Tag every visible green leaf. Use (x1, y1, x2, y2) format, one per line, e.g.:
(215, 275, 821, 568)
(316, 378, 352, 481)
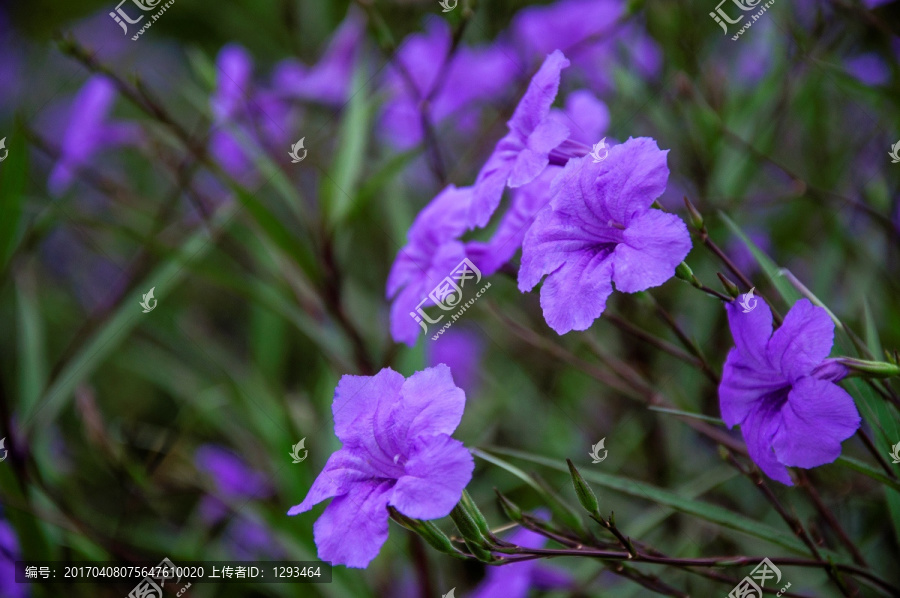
(0, 127, 28, 271)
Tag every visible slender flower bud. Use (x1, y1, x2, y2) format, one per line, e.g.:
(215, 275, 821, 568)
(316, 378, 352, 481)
(388, 506, 464, 557)
(834, 357, 900, 379)
(716, 272, 741, 298)
(674, 262, 701, 288)
(450, 502, 495, 562)
(495, 490, 524, 522)
(460, 490, 493, 540)
(683, 196, 704, 230)
(566, 459, 600, 516)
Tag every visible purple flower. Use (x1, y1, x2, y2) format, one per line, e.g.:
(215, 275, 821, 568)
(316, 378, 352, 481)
(387, 185, 473, 346)
(195, 444, 272, 522)
(48, 75, 141, 196)
(288, 365, 474, 568)
(471, 512, 572, 598)
(468, 50, 572, 228)
(844, 54, 890, 86)
(379, 19, 518, 150)
(426, 328, 483, 394)
(518, 137, 692, 334)
(549, 90, 609, 146)
(273, 8, 365, 106)
(0, 518, 26, 598)
(719, 298, 860, 485)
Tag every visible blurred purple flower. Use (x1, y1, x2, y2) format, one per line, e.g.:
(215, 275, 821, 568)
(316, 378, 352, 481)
(519, 138, 691, 334)
(225, 518, 284, 560)
(727, 228, 771, 277)
(0, 518, 26, 598)
(511, 0, 659, 93)
(719, 298, 860, 485)
(844, 53, 890, 86)
(195, 444, 272, 519)
(210, 45, 293, 182)
(863, 0, 893, 8)
(273, 8, 365, 106)
(387, 185, 473, 346)
(471, 512, 572, 598)
(288, 365, 473, 568)
(469, 50, 572, 228)
(379, 19, 518, 150)
(549, 90, 609, 146)
(48, 76, 141, 196)
(426, 328, 483, 394)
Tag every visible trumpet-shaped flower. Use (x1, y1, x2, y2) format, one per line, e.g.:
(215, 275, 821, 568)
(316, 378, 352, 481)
(288, 365, 473, 568)
(719, 298, 860, 485)
(468, 50, 571, 228)
(518, 137, 691, 334)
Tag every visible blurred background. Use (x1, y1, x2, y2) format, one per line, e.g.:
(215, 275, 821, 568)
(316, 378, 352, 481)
(1, 0, 899, 596)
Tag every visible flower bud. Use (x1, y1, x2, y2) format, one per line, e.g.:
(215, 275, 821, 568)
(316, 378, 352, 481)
(566, 459, 600, 516)
(683, 196, 704, 230)
(716, 272, 741, 298)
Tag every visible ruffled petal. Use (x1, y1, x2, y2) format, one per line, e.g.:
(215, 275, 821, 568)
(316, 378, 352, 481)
(611, 209, 691, 293)
(389, 434, 473, 520)
(771, 377, 860, 469)
(725, 298, 774, 370)
(312, 479, 394, 568)
(397, 364, 467, 439)
(767, 299, 835, 381)
(287, 448, 377, 515)
(590, 137, 669, 226)
(332, 369, 405, 446)
(719, 348, 787, 428)
(538, 252, 614, 334)
(739, 401, 793, 485)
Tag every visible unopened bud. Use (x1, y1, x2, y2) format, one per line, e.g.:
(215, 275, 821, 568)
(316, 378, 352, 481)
(566, 459, 600, 516)
(716, 272, 740, 298)
(683, 196, 704, 230)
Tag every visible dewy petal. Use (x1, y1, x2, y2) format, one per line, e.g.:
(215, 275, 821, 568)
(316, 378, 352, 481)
(332, 369, 405, 446)
(312, 479, 394, 568)
(771, 377, 860, 469)
(767, 299, 836, 381)
(396, 364, 467, 440)
(539, 252, 614, 334)
(287, 448, 377, 515)
(611, 209, 691, 293)
(389, 434, 473, 520)
(740, 402, 793, 485)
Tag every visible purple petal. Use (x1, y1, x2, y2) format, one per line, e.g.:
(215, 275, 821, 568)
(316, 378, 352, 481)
(725, 298, 774, 370)
(766, 299, 835, 381)
(718, 348, 787, 428)
(508, 117, 570, 187)
(396, 364, 467, 440)
(288, 448, 379, 515)
(332, 368, 405, 446)
(611, 209, 691, 293)
(740, 401, 794, 485)
(313, 480, 394, 568)
(389, 434, 473, 520)
(588, 137, 670, 226)
(507, 50, 571, 138)
(770, 377, 860, 469)
(539, 251, 615, 334)
(551, 90, 609, 145)
(211, 44, 254, 121)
